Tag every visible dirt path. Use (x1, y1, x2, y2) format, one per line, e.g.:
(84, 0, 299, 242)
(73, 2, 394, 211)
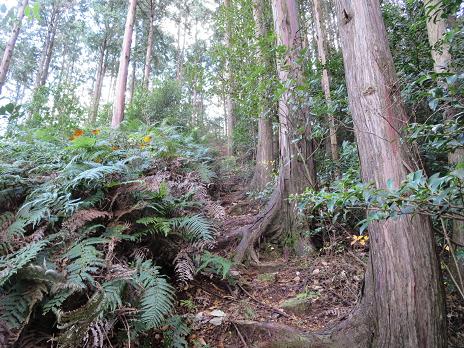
(174, 172, 366, 347)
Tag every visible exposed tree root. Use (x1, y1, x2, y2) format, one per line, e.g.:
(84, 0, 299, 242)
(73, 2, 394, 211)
(232, 304, 372, 348)
(234, 186, 283, 263)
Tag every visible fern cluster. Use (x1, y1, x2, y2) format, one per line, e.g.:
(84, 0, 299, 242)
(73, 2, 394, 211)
(0, 124, 218, 347)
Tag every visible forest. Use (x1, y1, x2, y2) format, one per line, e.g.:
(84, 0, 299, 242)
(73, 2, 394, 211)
(0, 0, 463, 347)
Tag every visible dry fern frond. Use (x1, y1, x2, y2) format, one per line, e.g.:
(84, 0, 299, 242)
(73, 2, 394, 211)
(62, 209, 112, 233)
(143, 172, 170, 192)
(204, 201, 226, 222)
(174, 251, 195, 283)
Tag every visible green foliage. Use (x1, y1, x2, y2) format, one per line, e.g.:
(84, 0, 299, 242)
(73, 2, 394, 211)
(294, 169, 464, 235)
(0, 123, 216, 346)
(126, 80, 187, 126)
(197, 252, 233, 280)
(134, 259, 175, 330)
(163, 315, 191, 348)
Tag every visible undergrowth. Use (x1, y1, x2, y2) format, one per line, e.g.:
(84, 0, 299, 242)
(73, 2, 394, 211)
(0, 123, 224, 347)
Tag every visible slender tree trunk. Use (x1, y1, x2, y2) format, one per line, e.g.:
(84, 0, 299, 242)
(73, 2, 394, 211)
(336, 1, 447, 346)
(39, 22, 57, 87)
(224, 0, 235, 156)
(90, 38, 108, 124)
(0, 0, 29, 95)
(313, 0, 339, 174)
(425, 0, 451, 73)
(250, 0, 274, 191)
(129, 57, 136, 103)
(176, 17, 187, 82)
(143, 1, 155, 89)
(112, 0, 137, 128)
(235, 0, 316, 263)
(425, 0, 464, 283)
(35, 7, 59, 88)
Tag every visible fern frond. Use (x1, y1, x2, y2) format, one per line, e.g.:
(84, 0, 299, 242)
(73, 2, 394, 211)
(56, 291, 104, 348)
(0, 240, 48, 286)
(162, 315, 190, 348)
(197, 252, 232, 280)
(0, 282, 48, 343)
(174, 251, 195, 283)
(0, 212, 15, 239)
(65, 239, 106, 288)
(42, 288, 76, 315)
(102, 279, 126, 312)
(70, 162, 127, 188)
(137, 216, 172, 237)
(62, 209, 112, 234)
(171, 215, 215, 242)
(133, 259, 174, 330)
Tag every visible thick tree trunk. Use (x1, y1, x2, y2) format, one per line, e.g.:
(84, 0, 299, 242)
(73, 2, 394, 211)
(112, 0, 137, 128)
(90, 38, 108, 124)
(0, 0, 29, 95)
(337, 1, 447, 346)
(235, 0, 316, 263)
(250, 0, 274, 191)
(425, 0, 464, 283)
(224, 0, 235, 157)
(313, 0, 339, 174)
(143, 2, 155, 89)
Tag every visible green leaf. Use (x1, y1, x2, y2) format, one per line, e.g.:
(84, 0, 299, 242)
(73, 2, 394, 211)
(428, 98, 438, 111)
(24, 5, 31, 18)
(32, 1, 40, 20)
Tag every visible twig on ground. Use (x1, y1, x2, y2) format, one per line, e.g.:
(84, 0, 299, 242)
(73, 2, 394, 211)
(238, 284, 291, 319)
(232, 322, 249, 348)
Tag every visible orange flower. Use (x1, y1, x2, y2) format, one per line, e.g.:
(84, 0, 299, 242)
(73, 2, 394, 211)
(72, 129, 84, 138)
(91, 129, 101, 135)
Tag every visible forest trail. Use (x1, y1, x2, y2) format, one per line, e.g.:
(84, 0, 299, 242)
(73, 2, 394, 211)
(176, 168, 366, 348)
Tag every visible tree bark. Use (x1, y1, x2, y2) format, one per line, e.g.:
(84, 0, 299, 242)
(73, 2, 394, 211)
(143, 0, 155, 89)
(90, 37, 108, 124)
(112, 0, 137, 128)
(235, 0, 317, 263)
(425, 0, 464, 283)
(425, 0, 451, 73)
(224, 0, 235, 157)
(0, 0, 29, 95)
(35, 6, 60, 89)
(313, 0, 339, 174)
(336, 1, 447, 346)
(250, 0, 274, 191)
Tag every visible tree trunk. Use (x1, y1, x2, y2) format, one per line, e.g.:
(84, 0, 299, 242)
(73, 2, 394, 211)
(425, 0, 464, 284)
(0, 0, 29, 95)
(224, 0, 235, 157)
(336, 1, 447, 346)
(425, 0, 451, 73)
(250, 0, 274, 191)
(175, 16, 187, 82)
(129, 56, 136, 103)
(313, 0, 339, 174)
(35, 6, 60, 88)
(112, 0, 137, 128)
(235, 0, 316, 263)
(143, 1, 155, 89)
(90, 38, 108, 124)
